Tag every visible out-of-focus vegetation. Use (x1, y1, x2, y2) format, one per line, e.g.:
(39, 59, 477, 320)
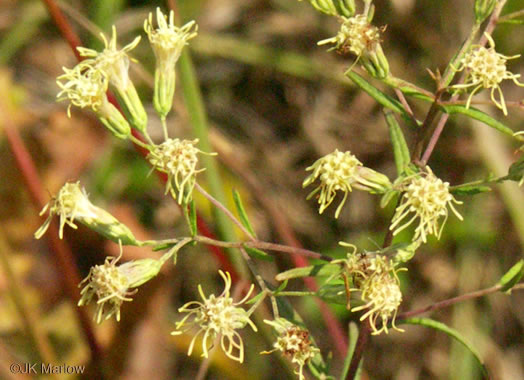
(0, 0, 523, 379)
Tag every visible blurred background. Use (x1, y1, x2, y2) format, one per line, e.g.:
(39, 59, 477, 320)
(0, 0, 523, 379)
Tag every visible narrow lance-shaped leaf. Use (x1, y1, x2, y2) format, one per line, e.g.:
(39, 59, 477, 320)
(384, 109, 410, 175)
(399, 318, 488, 377)
(506, 154, 524, 184)
(440, 104, 515, 137)
(498, 260, 524, 293)
(450, 183, 492, 196)
(232, 189, 257, 238)
(345, 70, 417, 125)
(188, 200, 197, 237)
(243, 246, 274, 262)
(275, 263, 342, 281)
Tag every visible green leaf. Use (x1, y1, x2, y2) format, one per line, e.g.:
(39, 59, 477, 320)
(340, 322, 362, 380)
(317, 283, 347, 304)
(506, 154, 524, 183)
(243, 246, 274, 262)
(450, 184, 492, 195)
(441, 105, 515, 137)
(232, 189, 257, 237)
(188, 200, 197, 237)
(345, 71, 411, 122)
(274, 279, 288, 293)
(498, 260, 524, 292)
(399, 318, 488, 377)
(275, 264, 342, 281)
(384, 109, 411, 175)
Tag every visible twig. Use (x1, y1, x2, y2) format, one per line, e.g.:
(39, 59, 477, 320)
(397, 284, 507, 320)
(195, 183, 255, 240)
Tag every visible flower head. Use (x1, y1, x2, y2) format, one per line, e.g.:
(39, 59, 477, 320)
(319, 14, 379, 56)
(303, 150, 391, 218)
(453, 33, 524, 115)
(303, 150, 362, 218)
(57, 64, 108, 116)
(318, 14, 389, 78)
(147, 138, 211, 204)
(34, 182, 138, 245)
(78, 249, 162, 323)
(390, 167, 463, 243)
(144, 9, 197, 118)
(144, 9, 197, 71)
(77, 27, 147, 132)
(77, 26, 141, 92)
(352, 270, 403, 335)
(171, 270, 257, 362)
(56, 64, 131, 139)
(263, 319, 320, 380)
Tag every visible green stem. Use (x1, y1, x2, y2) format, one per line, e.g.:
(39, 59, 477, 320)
(177, 38, 249, 277)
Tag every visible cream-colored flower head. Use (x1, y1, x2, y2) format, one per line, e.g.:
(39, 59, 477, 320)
(34, 182, 138, 244)
(35, 182, 99, 240)
(144, 8, 197, 71)
(263, 319, 320, 380)
(78, 249, 162, 323)
(352, 270, 403, 335)
(147, 138, 211, 204)
(57, 64, 108, 116)
(144, 8, 197, 118)
(390, 167, 463, 243)
(171, 270, 257, 362)
(317, 13, 389, 78)
(318, 14, 380, 56)
(77, 26, 141, 92)
(303, 150, 362, 218)
(453, 33, 524, 115)
(56, 64, 131, 139)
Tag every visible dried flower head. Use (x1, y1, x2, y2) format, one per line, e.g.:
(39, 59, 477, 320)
(78, 248, 162, 323)
(303, 150, 362, 218)
(144, 9, 197, 118)
(34, 182, 138, 245)
(390, 167, 463, 243)
(352, 270, 403, 335)
(147, 138, 212, 204)
(453, 33, 524, 115)
(263, 319, 320, 380)
(172, 270, 257, 362)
